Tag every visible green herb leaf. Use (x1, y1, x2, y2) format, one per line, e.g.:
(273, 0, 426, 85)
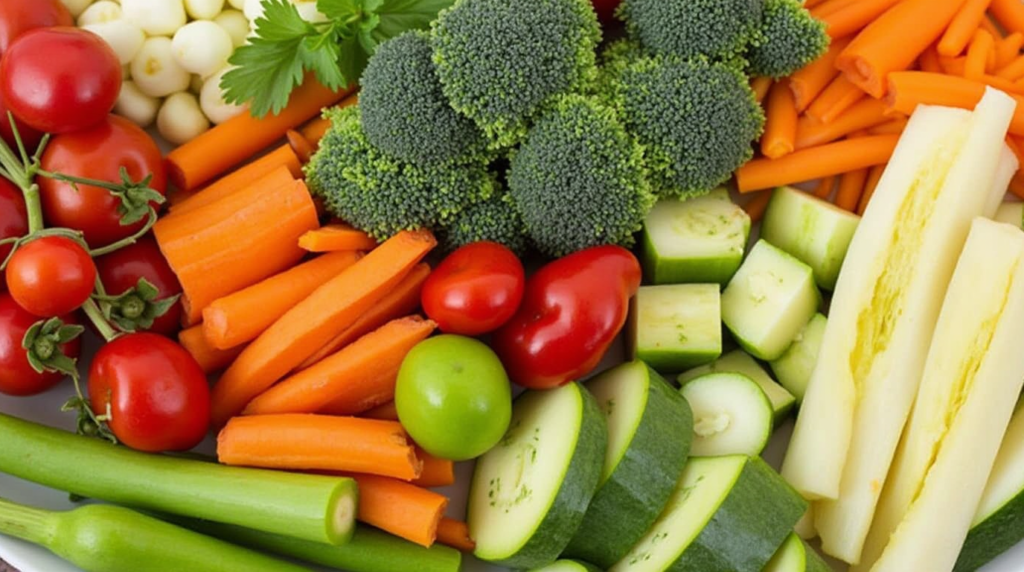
(372, 0, 455, 42)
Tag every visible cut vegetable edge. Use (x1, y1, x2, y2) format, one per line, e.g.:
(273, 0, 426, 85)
(764, 533, 831, 572)
(679, 349, 796, 424)
(681, 372, 774, 457)
(769, 313, 827, 405)
(631, 284, 722, 372)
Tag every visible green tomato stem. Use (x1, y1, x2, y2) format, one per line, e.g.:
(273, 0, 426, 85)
(0, 497, 57, 547)
(22, 183, 45, 234)
(82, 299, 119, 343)
(88, 209, 158, 258)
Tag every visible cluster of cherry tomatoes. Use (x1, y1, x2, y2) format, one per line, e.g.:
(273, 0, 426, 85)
(0, 0, 209, 453)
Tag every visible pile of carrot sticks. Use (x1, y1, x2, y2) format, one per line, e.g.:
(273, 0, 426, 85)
(738, 0, 1024, 221)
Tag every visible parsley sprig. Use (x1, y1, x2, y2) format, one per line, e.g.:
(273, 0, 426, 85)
(222, 0, 454, 118)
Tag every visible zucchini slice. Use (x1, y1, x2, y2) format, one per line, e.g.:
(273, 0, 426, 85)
(769, 313, 827, 404)
(680, 373, 774, 456)
(564, 361, 693, 568)
(610, 455, 806, 572)
(469, 383, 607, 569)
(529, 560, 602, 572)
(630, 284, 722, 372)
(679, 350, 795, 424)
(764, 534, 831, 572)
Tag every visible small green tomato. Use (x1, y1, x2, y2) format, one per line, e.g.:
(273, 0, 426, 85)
(395, 335, 512, 461)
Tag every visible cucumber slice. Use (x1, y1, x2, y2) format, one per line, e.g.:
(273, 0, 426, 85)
(994, 202, 1023, 228)
(680, 373, 773, 457)
(469, 383, 607, 569)
(678, 350, 795, 424)
(721, 240, 820, 361)
(610, 455, 807, 572)
(955, 401, 1024, 572)
(565, 361, 694, 568)
(764, 534, 831, 572)
(761, 186, 860, 291)
(630, 284, 722, 372)
(529, 560, 602, 572)
(769, 313, 827, 403)
(641, 188, 751, 285)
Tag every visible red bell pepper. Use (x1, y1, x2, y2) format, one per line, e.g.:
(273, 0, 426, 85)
(491, 245, 641, 390)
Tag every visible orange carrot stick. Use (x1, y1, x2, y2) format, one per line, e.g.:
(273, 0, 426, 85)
(210, 230, 437, 426)
(202, 251, 363, 350)
(997, 32, 1024, 67)
(762, 81, 798, 159)
(789, 37, 853, 112)
(982, 73, 1024, 94)
(362, 401, 399, 421)
(436, 518, 475, 552)
(243, 316, 437, 416)
(286, 129, 315, 164)
(299, 224, 378, 253)
(998, 54, 1024, 80)
(736, 135, 901, 193)
(751, 77, 773, 104)
(816, 0, 902, 39)
(858, 164, 887, 214)
(297, 263, 430, 371)
(836, 0, 969, 98)
(169, 145, 302, 216)
(981, 14, 1004, 37)
(742, 191, 773, 223)
(966, 29, 997, 79)
(992, 0, 1024, 34)
(939, 0, 994, 56)
(350, 474, 446, 547)
(153, 172, 318, 325)
(805, 0, 829, 8)
(814, 176, 837, 199)
(167, 78, 352, 191)
(885, 71, 1024, 135)
(836, 168, 869, 211)
(806, 75, 867, 123)
(301, 93, 359, 147)
(796, 97, 890, 148)
(217, 414, 423, 480)
(412, 449, 456, 488)
(809, 0, 859, 18)
(1010, 171, 1024, 199)
(179, 325, 245, 375)
(919, 45, 944, 73)
(867, 116, 909, 135)
(940, 55, 969, 75)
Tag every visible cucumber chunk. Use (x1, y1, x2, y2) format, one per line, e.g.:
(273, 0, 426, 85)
(994, 202, 1023, 228)
(641, 188, 751, 285)
(610, 455, 807, 572)
(630, 284, 722, 372)
(529, 560, 602, 572)
(764, 534, 831, 572)
(721, 240, 820, 361)
(565, 361, 693, 568)
(678, 350, 795, 424)
(769, 313, 827, 403)
(680, 373, 773, 456)
(761, 186, 860, 291)
(469, 383, 607, 569)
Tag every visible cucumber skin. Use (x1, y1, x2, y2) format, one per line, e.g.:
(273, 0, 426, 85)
(954, 492, 1024, 572)
(803, 543, 832, 572)
(642, 230, 742, 286)
(668, 457, 807, 572)
(486, 383, 609, 569)
(564, 364, 694, 568)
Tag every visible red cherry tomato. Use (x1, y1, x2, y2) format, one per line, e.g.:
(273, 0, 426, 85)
(0, 293, 80, 396)
(0, 179, 27, 292)
(0, 0, 72, 55)
(39, 115, 166, 248)
(0, 88, 42, 152)
(0, 27, 120, 134)
(89, 333, 210, 452)
(95, 237, 182, 336)
(421, 241, 525, 336)
(6, 236, 96, 317)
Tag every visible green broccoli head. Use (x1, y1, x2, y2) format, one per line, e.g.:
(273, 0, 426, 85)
(508, 94, 655, 257)
(593, 39, 647, 99)
(359, 31, 487, 166)
(747, 0, 829, 78)
(305, 106, 495, 241)
(609, 55, 765, 199)
(430, 0, 602, 148)
(438, 188, 530, 255)
(616, 0, 763, 61)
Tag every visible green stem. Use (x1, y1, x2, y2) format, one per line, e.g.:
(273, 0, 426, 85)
(35, 169, 130, 195)
(82, 299, 119, 343)
(88, 209, 158, 257)
(22, 183, 44, 233)
(0, 497, 57, 547)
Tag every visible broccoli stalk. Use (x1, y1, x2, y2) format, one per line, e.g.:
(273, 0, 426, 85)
(747, 0, 830, 79)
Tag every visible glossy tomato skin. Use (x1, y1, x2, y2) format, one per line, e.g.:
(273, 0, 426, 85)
(39, 115, 166, 248)
(0, 88, 42, 152)
(0, 293, 80, 396)
(0, 0, 72, 55)
(95, 237, 182, 336)
(492, 245, 641, 389)
(0, 27, 120, 134)
(0, 178, 27, 292)
(89, 333, 210, 452)
(6, 236, 96, 317)
(421, 241, 525, 336)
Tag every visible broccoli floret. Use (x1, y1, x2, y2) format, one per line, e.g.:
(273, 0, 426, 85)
(616, 0, 763, 62)
(430, 0, 602, 148)
(305, 106, 495, 241)
(747, 0, 829, 78)
(438, 189, 530, 255)
(359, 31, 487, 165)
(608, 55, 764, 199)
(508, 94, 655, 257)
(593, 39, 647, 99)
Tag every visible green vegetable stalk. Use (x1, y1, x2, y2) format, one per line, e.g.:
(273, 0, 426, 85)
(0, 498, 311, 572)
(0, 413, 357, 546)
